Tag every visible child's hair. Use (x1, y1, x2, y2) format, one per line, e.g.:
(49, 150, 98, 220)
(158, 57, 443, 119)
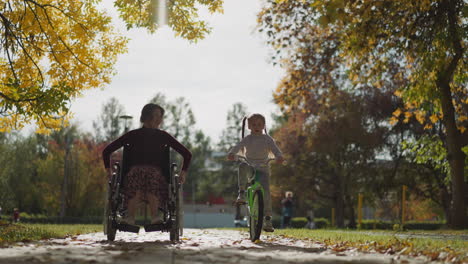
(241, 113, 267, 138)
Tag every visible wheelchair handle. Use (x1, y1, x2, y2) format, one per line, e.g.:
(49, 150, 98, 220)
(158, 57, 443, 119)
(171, 163, 178, 172)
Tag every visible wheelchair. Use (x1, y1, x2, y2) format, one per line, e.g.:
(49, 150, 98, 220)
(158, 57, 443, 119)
(104, 144, 183, 242)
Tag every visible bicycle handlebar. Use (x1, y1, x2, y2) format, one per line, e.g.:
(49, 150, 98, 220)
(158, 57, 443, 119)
(234, 155, 276, 166)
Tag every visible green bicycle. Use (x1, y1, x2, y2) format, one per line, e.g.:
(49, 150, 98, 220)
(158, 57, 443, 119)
(236, 156, 275, 242)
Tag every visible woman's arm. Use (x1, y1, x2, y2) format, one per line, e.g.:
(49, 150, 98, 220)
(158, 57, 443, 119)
(102, 132, 129, 169)
(164, 132, 192, 171)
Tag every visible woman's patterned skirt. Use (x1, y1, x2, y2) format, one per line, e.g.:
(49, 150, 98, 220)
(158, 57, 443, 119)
(124, 165, 168, 205)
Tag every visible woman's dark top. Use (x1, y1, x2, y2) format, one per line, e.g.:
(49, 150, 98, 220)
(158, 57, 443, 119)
(102, 127, 192, 171)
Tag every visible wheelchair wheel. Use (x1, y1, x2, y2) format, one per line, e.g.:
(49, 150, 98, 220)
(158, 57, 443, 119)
(249, 190, 264, 242)
(105, 170, 118, 242)
(170, 179, 181, 242)
(178, 186, 184, 237)
(105, 194, 117, 241)
(106, 214, 116, 241)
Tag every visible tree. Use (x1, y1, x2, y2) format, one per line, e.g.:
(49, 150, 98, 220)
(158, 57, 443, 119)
(271, 87, 399, 227)
(189, 103, 248, 204)
(0, 133, 18, 211)
(0, 0, 224, 133)
(0, 0, 128, 132)
(0, 132, 47, 214)
(37, 125, 107, 216)
(115, 0, 223, 41)
(258, 0, 467, 228)
(218, 102, 248, 151)
(149, 93, 215, 202)
(93, 97, 126, 143)
(149, 92, 195, 146)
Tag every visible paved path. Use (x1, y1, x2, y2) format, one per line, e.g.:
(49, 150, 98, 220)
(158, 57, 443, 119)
(0, 229, 439, 263)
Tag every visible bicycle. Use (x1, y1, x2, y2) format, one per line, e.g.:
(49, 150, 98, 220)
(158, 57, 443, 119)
(234, 156, 275, 242)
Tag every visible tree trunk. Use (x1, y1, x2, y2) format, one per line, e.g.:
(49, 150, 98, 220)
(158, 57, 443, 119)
(437, 73, 466, 229)
(347, 198, 357, 228)
(436, 0, 466, 229)
(60, 136, 72, 218)
(335, 174, 345, 228)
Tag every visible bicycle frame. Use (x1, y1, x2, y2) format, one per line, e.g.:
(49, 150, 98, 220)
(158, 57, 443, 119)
(246, 169, 264, 207)
(235, 156, 274, 241)
(236, 156, 274, 195)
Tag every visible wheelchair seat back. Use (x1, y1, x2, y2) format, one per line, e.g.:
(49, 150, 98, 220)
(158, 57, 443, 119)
(118, 143, 171, 188)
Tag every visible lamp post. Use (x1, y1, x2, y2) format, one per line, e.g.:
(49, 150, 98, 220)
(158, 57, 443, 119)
(119, 115, 133, 133)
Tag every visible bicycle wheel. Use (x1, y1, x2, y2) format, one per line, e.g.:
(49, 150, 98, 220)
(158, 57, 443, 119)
(249, 190, 264, 242)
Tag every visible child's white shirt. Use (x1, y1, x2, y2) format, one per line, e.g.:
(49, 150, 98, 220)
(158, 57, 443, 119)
(228, 134, 283, 167)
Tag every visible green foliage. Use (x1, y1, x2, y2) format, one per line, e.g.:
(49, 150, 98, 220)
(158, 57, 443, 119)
(149, 93, 215, 202)
(149, 93, 196, 146)
(218, 103, 248, 151)
(402, 135, 450, 175)
(203, 103, 249, 202)
(272, 217, 330, 229)
(358, 220, 445, 231)
(0, 125, 106, 218)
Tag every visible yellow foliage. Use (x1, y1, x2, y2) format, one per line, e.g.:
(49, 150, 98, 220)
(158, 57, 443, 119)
(403, 112, 412, 123)
(424, 123, 433, 130)
(0, 0, 128, 133)
(392, 108, 403, 117)
(114, 0, 223, 41)
(414, 111, 426, 124)
(429, 114, 439, 124)
(389, 116, 399, 125)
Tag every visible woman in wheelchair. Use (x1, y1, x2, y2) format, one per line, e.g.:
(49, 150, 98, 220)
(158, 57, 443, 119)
(102, 103, 192, 225)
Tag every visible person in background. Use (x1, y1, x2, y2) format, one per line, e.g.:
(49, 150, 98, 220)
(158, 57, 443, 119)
(305, 216, 315, 229)
(281, 191, 294, 228)
(12, 208, 20, 223)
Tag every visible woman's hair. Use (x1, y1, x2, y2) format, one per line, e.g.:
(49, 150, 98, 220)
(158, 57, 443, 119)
(241, 113, 267, 138)
(140, 103, 165, 123)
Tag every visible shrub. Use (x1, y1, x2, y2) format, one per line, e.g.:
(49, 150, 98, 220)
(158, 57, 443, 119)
(273, 217, 330, 229)
(359, 220, 445, 230)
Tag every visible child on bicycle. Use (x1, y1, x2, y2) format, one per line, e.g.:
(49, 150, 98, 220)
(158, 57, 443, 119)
(227, 113, 284, 232)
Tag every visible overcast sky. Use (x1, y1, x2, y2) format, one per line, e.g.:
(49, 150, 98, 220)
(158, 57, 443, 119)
(69, 0, 284, 142)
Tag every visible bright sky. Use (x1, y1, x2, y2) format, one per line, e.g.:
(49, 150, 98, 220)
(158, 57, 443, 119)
(69, 0, 284, 142)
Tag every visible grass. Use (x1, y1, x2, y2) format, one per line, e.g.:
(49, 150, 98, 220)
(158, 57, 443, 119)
(271, 229, 468, 263)
(0, 222, 101, 246)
